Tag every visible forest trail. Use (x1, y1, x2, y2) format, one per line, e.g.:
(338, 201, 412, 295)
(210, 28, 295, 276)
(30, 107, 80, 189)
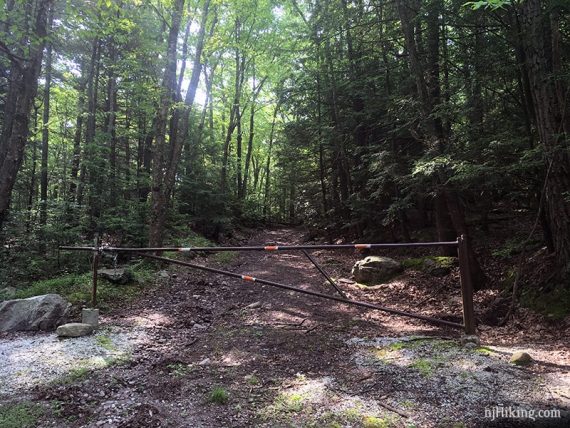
(6, 228, 569, 427)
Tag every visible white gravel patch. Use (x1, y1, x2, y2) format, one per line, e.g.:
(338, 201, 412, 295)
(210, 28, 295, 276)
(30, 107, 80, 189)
(0, 326, 149, 396)
(345, 335, 569, 426)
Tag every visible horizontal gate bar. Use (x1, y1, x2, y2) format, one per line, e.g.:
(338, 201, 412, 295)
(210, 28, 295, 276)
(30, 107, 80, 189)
(59, 240, 459, 253)
(141, 253, 464, 330)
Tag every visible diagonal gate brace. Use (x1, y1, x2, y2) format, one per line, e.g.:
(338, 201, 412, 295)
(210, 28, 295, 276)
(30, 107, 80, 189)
(302, 249, 347, 299)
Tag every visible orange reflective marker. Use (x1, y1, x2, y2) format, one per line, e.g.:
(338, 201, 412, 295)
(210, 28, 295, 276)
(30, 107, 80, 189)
(355, 244, 371, 249)
(241, 275, 256, 282)
(264, 246, 279, 251)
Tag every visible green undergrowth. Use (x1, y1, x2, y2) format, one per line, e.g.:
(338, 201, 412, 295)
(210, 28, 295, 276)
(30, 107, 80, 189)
(209, 386, 230, 404)
(95, 334, 115, 351)
(9, 263, 155, 309)
(54, 352, 132, 387)
(0, 402, 43, 428)
(167, 362, 194, 377)
(212, 251, 238, 265)
(401, 256, 457, 270)
(170, 226, 215, 248)
(168, 224, 238, 265)
(388, 337, 456, 352)
(372, 338, 466, 379)
(491, 236, 543, 259)
(519, 285, 570, 320)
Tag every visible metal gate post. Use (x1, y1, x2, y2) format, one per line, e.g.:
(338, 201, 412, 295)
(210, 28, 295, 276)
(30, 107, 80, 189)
(91, 233, 100, 308)
(458, 234, 476, 336)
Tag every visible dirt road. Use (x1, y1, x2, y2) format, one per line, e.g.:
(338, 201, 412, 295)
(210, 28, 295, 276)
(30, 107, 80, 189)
(4, 228, 569, 427)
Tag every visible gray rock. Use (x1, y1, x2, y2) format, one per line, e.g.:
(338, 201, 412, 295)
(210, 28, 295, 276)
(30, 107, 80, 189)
(158, 270, 169, 279)
(422, 258, 451, 277)
(82, 308, 99, 328)
(461, 334, 480, 346)
(56, 322, 94, 337)
(352, 256, 403, 284)
(510, 351, 533, 366)
(0, 294, 70, 332)
(98, 268, 134, 284)
(246, 301, 261, 309)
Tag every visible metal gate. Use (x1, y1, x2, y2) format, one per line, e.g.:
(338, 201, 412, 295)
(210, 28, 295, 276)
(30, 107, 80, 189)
(60, 235, 476, 335)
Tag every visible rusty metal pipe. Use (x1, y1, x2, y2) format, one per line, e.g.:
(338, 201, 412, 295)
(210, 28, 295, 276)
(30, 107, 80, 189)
(302, 250, 347, 299)
(59, 241, 459, 253)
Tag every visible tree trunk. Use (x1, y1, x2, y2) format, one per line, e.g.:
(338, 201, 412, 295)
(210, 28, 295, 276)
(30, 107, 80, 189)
(105, 44, 118, 206)
(27, 106, 41, 231)
(520, 0, 570, 275)
(241, 75, 267, 200)
(397, 0, 486, 288)
(39, 9, 54, 237)
(86, 37, 102, 234)
(263, 102, 280, 218)
(0, 0, 53, 231)
(148, 0, 185, 248)
(69, 78, 86, 203)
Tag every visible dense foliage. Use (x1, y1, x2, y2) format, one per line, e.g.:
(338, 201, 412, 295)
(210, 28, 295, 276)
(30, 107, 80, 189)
(0, 0, 568, 289)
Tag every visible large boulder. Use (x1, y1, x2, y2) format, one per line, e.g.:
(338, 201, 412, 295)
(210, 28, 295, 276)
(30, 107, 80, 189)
(0, 294, 70, 332)
(352, 256, 403, 284)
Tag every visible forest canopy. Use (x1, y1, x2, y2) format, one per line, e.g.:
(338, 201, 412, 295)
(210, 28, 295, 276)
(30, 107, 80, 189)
(0, 0, 568, 289)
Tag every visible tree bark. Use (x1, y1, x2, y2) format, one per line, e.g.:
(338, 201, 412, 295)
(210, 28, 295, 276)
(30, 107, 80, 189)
(397, 0, 486, 288)
(39, 8, 54, 236)
(148, 0, 185, 248)
(520, 0, 570, 274)
(241, 74, 266, 200)
(0, 0, 53, 231)
(263, 102, 280, 218)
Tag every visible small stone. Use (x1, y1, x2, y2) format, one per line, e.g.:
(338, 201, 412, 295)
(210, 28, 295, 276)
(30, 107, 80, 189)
(158, 270, 169, 278)
(56, 323, 94, 337)
(198, 358, 211, 365)
(193, 323, 206, 329)
(461, 334, 480, 346)
(510, 351, 533, 366)
(246, 301, 261, 309)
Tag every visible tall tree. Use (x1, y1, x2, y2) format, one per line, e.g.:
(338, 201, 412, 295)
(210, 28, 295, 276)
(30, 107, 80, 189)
(39, 8, 55, 238)
(148, 0, 186, 248)
(0, 0, 54, 232)
(519, 0, 570, 274)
